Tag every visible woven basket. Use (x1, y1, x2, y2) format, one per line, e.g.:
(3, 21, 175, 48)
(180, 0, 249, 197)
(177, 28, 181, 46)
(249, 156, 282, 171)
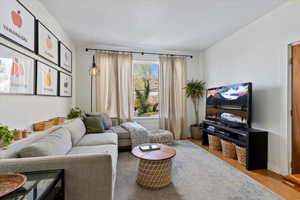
(235, 145, 246, 166)
(49, 117, 65, 125)
(32, 121, 53, 131)
(221, 139, 237, 159)
(208, 134, 222, 151)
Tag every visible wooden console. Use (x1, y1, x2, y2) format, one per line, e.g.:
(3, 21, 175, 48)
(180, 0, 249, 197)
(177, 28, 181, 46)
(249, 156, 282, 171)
(202, 120, 268, 170)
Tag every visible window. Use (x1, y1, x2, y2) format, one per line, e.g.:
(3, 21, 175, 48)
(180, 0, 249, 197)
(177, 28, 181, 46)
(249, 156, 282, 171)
(133, 61, 159, 117)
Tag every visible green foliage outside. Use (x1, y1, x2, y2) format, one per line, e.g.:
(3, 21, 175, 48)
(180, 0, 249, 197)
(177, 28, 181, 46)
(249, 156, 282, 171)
(0, 125, 16, 149)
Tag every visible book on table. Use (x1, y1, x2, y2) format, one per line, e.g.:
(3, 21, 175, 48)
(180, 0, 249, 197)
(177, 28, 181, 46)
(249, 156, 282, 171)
(139, 144, 160, 151)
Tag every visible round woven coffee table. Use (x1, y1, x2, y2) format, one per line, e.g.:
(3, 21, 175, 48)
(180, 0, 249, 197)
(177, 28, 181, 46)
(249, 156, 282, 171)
(131, 144, 176, 189)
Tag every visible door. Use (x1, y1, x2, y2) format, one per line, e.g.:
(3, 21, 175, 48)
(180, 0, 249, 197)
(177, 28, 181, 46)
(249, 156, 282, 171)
(292, 44, 300, 173)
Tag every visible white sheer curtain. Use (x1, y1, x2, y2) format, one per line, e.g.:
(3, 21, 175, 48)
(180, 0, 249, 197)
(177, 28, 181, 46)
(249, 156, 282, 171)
(159, 56, 188, 139)
(95, 52, 133, 122)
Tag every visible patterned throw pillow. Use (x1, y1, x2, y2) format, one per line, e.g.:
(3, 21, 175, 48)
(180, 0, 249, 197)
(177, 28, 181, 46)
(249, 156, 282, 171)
(83, 117, 104, 133)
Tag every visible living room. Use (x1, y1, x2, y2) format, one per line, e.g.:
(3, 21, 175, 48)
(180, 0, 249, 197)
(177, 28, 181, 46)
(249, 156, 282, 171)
(1, 0, 300, 199)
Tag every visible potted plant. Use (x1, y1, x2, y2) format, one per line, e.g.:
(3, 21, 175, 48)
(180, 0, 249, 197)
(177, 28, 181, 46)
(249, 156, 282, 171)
(67, 107, 84, 120)
(0, 125, 16, 149)
(185, 80, 206, 139)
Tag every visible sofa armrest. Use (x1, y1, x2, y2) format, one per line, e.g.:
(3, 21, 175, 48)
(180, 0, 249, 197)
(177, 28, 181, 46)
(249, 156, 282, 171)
(0, 154, 113, 200)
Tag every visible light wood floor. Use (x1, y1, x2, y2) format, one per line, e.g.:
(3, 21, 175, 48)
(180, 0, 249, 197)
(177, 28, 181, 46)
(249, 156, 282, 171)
(188, 139, 300, 200)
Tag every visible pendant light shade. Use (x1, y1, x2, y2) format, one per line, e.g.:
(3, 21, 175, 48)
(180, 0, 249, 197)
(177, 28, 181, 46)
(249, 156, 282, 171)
(89, 55, 97, 76)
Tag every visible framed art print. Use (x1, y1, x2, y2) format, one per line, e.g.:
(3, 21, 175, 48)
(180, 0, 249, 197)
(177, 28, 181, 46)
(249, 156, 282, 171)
(37, 21, 58, 64)
(59, 42, 72, 72)
(36, 61, 58, 96)
(59, 72, 72, 97)
(0, 0, 35, 51)
(0, 44, 35, 95)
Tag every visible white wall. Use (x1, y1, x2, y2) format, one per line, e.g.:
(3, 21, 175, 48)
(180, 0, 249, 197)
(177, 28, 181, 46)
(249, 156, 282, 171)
(0, 0, 76, 129)
(202, 1, 300, 175)
(75, 44, 203, 135)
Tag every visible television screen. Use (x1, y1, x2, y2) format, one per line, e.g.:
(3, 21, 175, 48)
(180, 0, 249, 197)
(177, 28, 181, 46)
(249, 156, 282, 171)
(205, 82, 252, 127)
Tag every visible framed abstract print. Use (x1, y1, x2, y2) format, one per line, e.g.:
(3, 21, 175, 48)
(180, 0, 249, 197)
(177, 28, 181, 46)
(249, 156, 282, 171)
(36, 61, 58, 96)
(59, 72, 72, 97)
(59, 42, 72, 72)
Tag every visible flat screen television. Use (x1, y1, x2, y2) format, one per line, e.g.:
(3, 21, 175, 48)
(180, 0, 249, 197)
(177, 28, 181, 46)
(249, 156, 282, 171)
(205, 82, 252, 128)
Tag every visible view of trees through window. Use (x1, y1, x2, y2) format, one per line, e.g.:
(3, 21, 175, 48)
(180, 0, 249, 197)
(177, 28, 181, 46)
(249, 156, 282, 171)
(133, 62, 159, 117)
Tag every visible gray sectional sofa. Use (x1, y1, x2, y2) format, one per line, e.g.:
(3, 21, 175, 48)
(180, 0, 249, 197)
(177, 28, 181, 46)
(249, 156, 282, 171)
(0, 118, 118, 200)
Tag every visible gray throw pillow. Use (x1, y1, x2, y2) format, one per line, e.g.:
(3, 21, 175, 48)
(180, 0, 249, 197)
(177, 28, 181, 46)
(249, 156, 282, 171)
(63, 118, 86, 145)
(19, 127, 72, 158)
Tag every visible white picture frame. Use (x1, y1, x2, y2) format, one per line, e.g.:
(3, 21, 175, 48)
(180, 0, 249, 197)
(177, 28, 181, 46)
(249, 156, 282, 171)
(36, 61, 58, 96)
(0, 44, 35, 95)
(37, 21, 58, 64)
(0, 0, 35, 51)
(59, 72, 72, 97)
(59, 42, 72, 72)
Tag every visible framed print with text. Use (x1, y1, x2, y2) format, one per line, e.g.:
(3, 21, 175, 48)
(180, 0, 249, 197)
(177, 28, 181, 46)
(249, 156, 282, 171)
(0, 44, 35, 95)
(36, 61, 57, 96)
(59, 72, 72, 97)
(0, 0, 35, 51)
(59, 42, 72, 72)
(37, 21, 58, 64)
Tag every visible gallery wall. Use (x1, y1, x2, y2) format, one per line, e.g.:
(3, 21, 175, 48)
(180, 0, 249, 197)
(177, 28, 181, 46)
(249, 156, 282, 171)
(202, 1, 300, 175)
(75, 44, 203, 136)
(0, 0, 76, 129)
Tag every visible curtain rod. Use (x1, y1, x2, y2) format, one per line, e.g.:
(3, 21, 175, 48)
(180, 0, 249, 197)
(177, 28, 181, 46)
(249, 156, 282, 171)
(85, 48, 193, 58)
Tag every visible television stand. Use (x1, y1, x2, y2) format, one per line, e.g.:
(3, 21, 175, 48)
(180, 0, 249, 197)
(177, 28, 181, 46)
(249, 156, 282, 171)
(202, 120, 268, 170)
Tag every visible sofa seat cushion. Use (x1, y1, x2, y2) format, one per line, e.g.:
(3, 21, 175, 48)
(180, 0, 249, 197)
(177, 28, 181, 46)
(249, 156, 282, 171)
(75, 132, 118, 146)
(19, 127, 72, 158)
(68, 145, 118, 179)
(63, 118, 86, 145)
(109, 125, 130, 139)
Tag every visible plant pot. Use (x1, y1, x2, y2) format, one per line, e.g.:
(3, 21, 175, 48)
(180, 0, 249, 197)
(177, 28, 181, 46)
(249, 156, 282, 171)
(190, 125, 203, 139)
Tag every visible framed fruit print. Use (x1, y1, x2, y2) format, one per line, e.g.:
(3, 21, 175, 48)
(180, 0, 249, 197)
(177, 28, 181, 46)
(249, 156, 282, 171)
(59, 72, 72, 97)
(0, 44, 35, 95)
(59, 42, 72, 72)
(36, 61, 58, 96)
(0, 0, 35, 52)
(37, 21, 59, 64)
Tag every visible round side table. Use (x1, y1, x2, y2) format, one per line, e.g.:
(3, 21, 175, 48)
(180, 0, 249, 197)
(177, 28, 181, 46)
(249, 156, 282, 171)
(131, 144, 176, 189)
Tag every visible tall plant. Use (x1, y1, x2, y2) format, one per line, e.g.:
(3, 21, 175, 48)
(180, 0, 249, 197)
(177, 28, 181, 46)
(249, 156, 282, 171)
(185, 80, 206, 125)
(135, 79, 152, 115)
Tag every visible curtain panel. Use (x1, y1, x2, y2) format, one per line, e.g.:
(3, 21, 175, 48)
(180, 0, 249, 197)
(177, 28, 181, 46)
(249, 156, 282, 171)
(95, 52, 133, 122)
(159, 56, 188, 139)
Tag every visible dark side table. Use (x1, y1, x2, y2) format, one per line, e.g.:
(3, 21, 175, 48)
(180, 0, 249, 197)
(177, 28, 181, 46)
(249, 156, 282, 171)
(0, 169, 64, 200)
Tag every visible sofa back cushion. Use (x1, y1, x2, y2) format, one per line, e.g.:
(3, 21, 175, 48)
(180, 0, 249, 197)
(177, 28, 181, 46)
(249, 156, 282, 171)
(83, 117, 104, 133)
(19, 127, 72, 158)
(63, 118, 86, 145)
(85, 113, 112, 130)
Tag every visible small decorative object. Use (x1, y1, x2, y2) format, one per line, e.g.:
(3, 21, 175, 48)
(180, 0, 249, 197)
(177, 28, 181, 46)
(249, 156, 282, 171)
(59, 42, 72, 72)
(0, 174, 27, 197)
(208, 134, 221, 151)
(67, 107, 83, 120)
(36, 61, 58, 96)
(139, 144, 161, 152)
(14, 130, 23, 140)
(32, 120, 53, 131)
(221, 139, 237, 159)
(185, 79, 205, 139)
(37, 21, 59, 64)
(48, 117, 65, 125)
(0, 44, 35, 95)
(22, 130, 28, 138)
(59, 72, 72, 97)
(235, 145, 246, 166)
(0, 125, 16, 149)
(0, 0, 35, 51)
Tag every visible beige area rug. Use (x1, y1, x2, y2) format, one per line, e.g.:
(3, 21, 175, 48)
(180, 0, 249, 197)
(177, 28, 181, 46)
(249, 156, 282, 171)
(115, 141, 283, 200)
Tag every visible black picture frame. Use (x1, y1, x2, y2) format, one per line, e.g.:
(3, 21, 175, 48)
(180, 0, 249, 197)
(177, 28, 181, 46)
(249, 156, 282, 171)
(36, 60, 58, 96)
(58, 41, 72, 73)
(58, 71, 72, 97)
(36, 20, 59, 65)
(0, 0, 36, 52)
(0, 42, 36, 95)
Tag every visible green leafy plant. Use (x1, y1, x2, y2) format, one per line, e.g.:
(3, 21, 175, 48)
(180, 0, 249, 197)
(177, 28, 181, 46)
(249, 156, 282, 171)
(135, 79, 152, 116)
(185, 80, 206, 125)
(0, 125, 16, 149)
(67, 107, 83, 119)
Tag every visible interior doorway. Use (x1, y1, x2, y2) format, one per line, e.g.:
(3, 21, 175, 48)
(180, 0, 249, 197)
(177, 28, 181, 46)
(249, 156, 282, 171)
(291, 44, 300, 174)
